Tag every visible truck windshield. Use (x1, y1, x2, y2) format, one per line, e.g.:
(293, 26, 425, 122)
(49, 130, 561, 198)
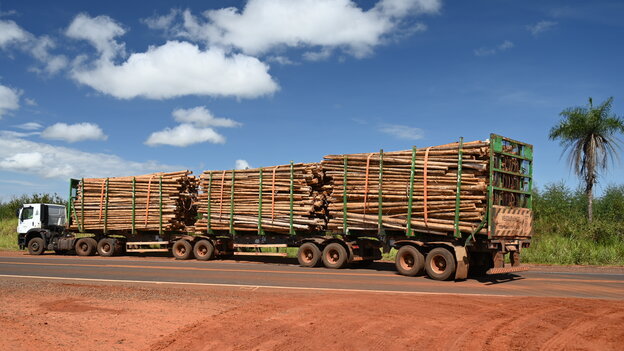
(21, 207, 34, 221)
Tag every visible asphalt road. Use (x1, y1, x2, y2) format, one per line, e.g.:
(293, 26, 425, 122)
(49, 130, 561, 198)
(0, 253, 623, 299)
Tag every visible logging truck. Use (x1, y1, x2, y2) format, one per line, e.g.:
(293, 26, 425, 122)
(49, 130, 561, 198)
(16, 134, 533, 280)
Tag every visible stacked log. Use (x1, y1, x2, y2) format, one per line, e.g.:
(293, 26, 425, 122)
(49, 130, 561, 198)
(70, 171, 197, 233)
(195, 163, 326, 234)
(321, 140, 490, 235)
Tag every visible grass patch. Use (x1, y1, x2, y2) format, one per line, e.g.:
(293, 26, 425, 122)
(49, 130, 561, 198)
(522, 235, 624, 265)
(0, 218, 19, 251)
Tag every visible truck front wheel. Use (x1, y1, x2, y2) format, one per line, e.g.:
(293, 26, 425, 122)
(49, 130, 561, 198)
(27, 237, 45, 255)
(425, 247, 456, 281)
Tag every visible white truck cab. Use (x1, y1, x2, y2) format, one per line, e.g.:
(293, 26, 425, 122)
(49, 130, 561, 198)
(17, 203, 67, 254)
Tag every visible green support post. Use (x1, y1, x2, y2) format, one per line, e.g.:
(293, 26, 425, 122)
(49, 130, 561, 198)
(80, 178, 84, 232)
(207, 172, 213, 234)
(406, 146, 416, 236)
(289, 161, 295, 235)
(378, 150, 384, 234)
(230, 170, 236, 235)
(104, 178, 109, 234)
(343, 155, 348, 234)
(159, 175, 163, 235)
(258, 168, 265, 235)
(131, 177, 136, 235)
(454, 137, 464, 238)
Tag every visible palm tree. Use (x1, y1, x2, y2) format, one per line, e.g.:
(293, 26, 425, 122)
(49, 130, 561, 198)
(549, 97, 624, 222)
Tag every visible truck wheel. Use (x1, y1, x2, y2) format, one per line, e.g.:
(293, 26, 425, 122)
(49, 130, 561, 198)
(322, 243, 348, 269)
(297, 242, 322, 267)
(172, 240, 193, 260)
(75, 238, 96, 256)
(425, 247, 456, 281)
(97, 239, 116, 257)
(395, 245, 424, 277)
(193, 240, 214, 261)
(27, 237, 45, 255)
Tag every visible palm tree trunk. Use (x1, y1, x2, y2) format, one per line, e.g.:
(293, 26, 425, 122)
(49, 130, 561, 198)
(586, 182, 594, 222)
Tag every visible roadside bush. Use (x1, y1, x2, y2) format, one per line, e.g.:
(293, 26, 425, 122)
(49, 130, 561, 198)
(0, 193, 66, 220)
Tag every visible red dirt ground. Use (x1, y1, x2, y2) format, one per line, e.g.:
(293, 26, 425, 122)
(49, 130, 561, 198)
(0, 278, 622, 351)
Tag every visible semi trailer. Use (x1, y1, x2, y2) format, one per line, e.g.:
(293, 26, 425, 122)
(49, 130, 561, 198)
(16, 134, 533, 280)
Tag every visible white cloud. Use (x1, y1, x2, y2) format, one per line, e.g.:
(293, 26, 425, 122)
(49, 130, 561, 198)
(379, 124, 424, 140)
(41, 122, 108, 143)
(146, 0, 441, 58)
(235, 159, 251, 170)
(66, 14, 126, 61)
(145, 124, 225, 147)
(172, 106, 241, 127)
(303, 48, 333, 62)
(70, 41, 278, 99)
(474, 40, 514, 57)
(14, 122, 43, 130)
(0, 84, 20, 118)
(0, 20, 29, 47)
(527, 21, 557, 36)
(24, 98, 37, 106)
(0, 131, 179, 179)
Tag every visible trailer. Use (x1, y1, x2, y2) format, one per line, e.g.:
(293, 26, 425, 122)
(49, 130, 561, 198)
(16, 134, 533, 280)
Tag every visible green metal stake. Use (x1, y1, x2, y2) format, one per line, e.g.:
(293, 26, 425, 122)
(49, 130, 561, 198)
(159, 175, 163, 236)
(406, 146, 416, 236)
(258, 168, 264, 235)
(454, 137, 464, 238)
(230, 170, 236, 235)
(378, 150, 384, 234)
(289, 161, 294, 235)
(207, 172, 213, 234)
(67, 180, 73, 227)
(131, 177, 136, 235)
(104, 178, 109, 234)
(343, 155, 348, 234)
(80, 178, 84, 232)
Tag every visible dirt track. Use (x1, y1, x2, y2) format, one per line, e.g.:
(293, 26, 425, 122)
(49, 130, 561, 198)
(1, 278, 622, 351)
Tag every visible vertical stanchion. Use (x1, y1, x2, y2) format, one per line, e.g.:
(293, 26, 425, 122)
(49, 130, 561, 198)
(207, 172, 213, 234)
(80, 178, 84, 232)
(258, 168, 264, 235)
(230, 170, 236, 235)
(104, 178, 109, 234)
(159, 175, 163, 235)
(406, 146, 416, 236)
(343, 155, 349, 234)
(377, 150, 384, 234)
(131, 177, 136, 235)
(454, 137, 464, 237)
(289, 161, 294, 235)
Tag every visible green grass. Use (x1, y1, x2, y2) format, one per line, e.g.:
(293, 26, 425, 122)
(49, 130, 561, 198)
(522, 234, 624, 265)
(0, 218, 19, 251)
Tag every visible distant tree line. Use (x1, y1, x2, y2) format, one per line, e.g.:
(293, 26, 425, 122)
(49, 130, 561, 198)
(0, 194, 67, 220)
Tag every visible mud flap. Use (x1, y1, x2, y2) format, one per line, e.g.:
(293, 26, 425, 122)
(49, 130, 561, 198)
(453, 245, 469, 280)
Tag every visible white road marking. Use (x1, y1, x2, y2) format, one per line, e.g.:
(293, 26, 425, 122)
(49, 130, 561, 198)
(0, 274, 510, 297)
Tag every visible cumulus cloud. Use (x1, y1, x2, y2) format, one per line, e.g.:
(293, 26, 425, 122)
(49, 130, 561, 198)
(146, 106, 240, 147)
(0, 19, 68, 74)
(474, 40, 514, 57)
(0, 20, 29, 47)
(145, 124, 225, 147)
(379, 124, 424, 140)
(14, 122, 43, 130)
(172, 106, 241, 127)
(527, 21, 557, 36)
(41, 122, 108, 143)
(66, 13, 126, 61)
(145, 0, 441, 58)
(0, 131, 179, 179)
(235, 159, 251, 170)
(0, 84, 20, 118)
(70, 41, 278, 99)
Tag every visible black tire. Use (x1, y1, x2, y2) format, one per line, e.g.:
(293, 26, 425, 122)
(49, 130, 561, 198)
(27, 237, 45, 255)
(425, 247, 456, 281)
(75, 238, 96, 256)
(322, 243, 348, 269)
(97, 238, 116, 257)
(172, 240, 193, 260)
(395, 245, 424, 277)
(193, 240, 215, 261)
(297, 242, 322, 267)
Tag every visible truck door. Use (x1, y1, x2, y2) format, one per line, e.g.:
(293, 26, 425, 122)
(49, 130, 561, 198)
(17, 206, 35, 234)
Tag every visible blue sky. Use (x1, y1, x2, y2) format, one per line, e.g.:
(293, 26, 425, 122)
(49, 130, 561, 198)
(0, 0, 623, 201)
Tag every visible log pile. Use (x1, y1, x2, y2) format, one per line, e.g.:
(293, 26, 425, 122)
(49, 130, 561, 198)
(70, 171, 197, 233)
(321, 140, 490, 235)
(195, 163, 326, 234)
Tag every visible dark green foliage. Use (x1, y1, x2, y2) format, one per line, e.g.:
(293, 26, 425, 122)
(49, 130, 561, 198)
(0, 193, 66, 220)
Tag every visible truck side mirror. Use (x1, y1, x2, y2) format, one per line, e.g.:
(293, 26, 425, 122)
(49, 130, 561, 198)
(16, 209, 20, 218)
